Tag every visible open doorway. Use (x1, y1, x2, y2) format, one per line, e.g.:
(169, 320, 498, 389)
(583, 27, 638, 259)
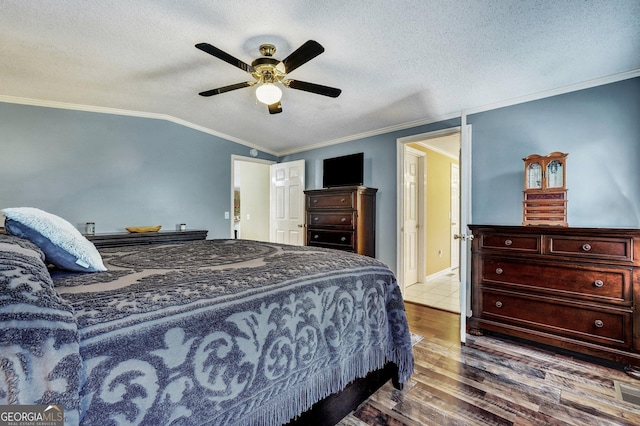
(231, 156, 274, 241)
(398, 130, 461, 313)
(231, 156, 305, 245)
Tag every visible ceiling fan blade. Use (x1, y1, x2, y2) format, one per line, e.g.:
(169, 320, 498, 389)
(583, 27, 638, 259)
(281, 40, 324, 74)
(268, 102, 283, 114)
(196, 43, 254, 73)
(285, 80, 341, 98)
(199, 81, 254, 97)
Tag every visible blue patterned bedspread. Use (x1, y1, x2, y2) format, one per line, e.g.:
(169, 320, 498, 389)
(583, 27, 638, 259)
(2, 237, 413, 425)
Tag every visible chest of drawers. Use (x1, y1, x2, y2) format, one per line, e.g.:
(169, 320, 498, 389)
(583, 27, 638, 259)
(469, 225, 640, 367)
(304, 186, 377, 257)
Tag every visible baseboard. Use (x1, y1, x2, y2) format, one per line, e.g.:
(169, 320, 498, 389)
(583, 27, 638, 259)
(425, 267, 454, 282)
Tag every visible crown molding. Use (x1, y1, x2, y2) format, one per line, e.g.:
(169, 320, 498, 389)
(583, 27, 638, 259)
(2, 68, 638, 158)
(280, 69, 640, 156)
(462, 68, 640, 116)
(1, 93, 458, 158)
(0, 95, 279, 157)
(277, 112, 462, 157)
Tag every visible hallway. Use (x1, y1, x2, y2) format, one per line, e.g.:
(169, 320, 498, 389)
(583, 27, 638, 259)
(403, 271, 460, 313)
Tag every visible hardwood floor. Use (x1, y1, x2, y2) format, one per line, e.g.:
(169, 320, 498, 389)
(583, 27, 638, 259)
(339, 302, 640, 425)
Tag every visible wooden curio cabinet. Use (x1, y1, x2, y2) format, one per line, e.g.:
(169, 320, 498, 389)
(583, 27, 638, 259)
(522, 151, 568, 226)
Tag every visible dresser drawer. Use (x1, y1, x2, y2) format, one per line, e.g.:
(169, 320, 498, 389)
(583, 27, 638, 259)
(470, 225, 640, 366)
(305, 187, 377, 257)
(307, 212, 355, 228)
(307, 193, 355, 210)
(479, 233, 541, 253)
(307, 230, 354, 250)
(481, 258, 632, 305)
(480, 289, 632, 349)
(547, 235, 633, 262)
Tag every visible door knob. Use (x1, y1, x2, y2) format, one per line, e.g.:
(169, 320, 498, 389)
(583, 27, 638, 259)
(454, 233, 473, 241)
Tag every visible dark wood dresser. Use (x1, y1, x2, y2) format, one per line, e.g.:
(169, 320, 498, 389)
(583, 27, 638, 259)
(87, 229, 208, 248)
(304, 186, 377, 257)
(469, 224, 640, 367)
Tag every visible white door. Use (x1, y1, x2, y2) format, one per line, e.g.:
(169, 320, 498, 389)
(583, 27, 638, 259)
(270, 160, 306, 245)
(459, 124, 473, 344)
(402, 147, 424, 287)
(450, 163, 460, 269)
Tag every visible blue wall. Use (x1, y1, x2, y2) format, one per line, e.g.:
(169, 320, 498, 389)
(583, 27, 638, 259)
(2, 76, 638, 275)
(282, 77, 640, 272)
(281, 118, 461, 272)
(0, 103, 276, 237)
(468, 77, 640, 227)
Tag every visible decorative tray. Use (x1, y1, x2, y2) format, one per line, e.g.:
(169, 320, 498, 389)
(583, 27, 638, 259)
(126, 225, 162, 233)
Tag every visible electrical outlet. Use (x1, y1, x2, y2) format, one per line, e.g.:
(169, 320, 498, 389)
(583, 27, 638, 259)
(224, 211, 230, 219)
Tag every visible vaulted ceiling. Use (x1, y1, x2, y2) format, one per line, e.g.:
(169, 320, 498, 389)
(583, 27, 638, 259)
(1, 1, 638, 155)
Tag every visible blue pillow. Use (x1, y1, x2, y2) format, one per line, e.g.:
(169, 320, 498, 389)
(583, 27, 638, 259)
(2, 208, 106, 273)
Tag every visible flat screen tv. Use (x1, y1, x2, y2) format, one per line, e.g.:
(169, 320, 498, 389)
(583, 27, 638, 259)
(322, 152, 364, 188)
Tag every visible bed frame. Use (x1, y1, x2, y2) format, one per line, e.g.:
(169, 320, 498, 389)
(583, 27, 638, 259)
(288, 362, 401, 425)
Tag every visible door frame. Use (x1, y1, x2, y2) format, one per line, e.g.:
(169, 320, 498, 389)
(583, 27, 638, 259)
(397, 125, 472, 345)
(230, 155, 276, 238)
(459, 123, 472, 344)
(397, 127, 461, 289)
(450, 162, 460, 269)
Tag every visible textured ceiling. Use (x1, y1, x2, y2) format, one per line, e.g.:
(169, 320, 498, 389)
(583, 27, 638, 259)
(1, 1, 639, 155)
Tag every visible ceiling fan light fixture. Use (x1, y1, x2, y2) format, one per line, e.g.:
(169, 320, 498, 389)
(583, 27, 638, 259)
(196, 40, 340, 114)
(256, 83, 282, 105)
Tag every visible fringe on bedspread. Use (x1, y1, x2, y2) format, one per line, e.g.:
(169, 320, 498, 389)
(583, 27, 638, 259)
(242, 341, 412, 426)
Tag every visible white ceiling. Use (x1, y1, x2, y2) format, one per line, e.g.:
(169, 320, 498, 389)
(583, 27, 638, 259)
(417, 133, 461, 159)
(1, 1, 639, 156)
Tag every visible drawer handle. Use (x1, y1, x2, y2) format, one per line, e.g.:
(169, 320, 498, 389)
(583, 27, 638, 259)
(340, 237, 347, 242)
(314, 216, 319, 221)
(341, 217, 347, 222)
(495, 301, 503, 308)
(582, 243, 592, 252)
(594, 279, 604, 288)
(341, 198, 346, 203)
(313, 234, 319, 239)
(495, 268, 503, 275)
(504, 239, 513, 246)
(594, 320, 604, 328)
(313, 199, 318, 204)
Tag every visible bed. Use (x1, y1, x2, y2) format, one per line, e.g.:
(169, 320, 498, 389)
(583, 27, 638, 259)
(0, 209, 413, 426)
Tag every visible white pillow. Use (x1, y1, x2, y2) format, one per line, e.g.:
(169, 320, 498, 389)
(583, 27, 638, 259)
(2, 207, 106, 272)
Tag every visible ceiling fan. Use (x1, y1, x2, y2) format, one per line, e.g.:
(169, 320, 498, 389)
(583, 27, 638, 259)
(195, 40, 341, 114)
